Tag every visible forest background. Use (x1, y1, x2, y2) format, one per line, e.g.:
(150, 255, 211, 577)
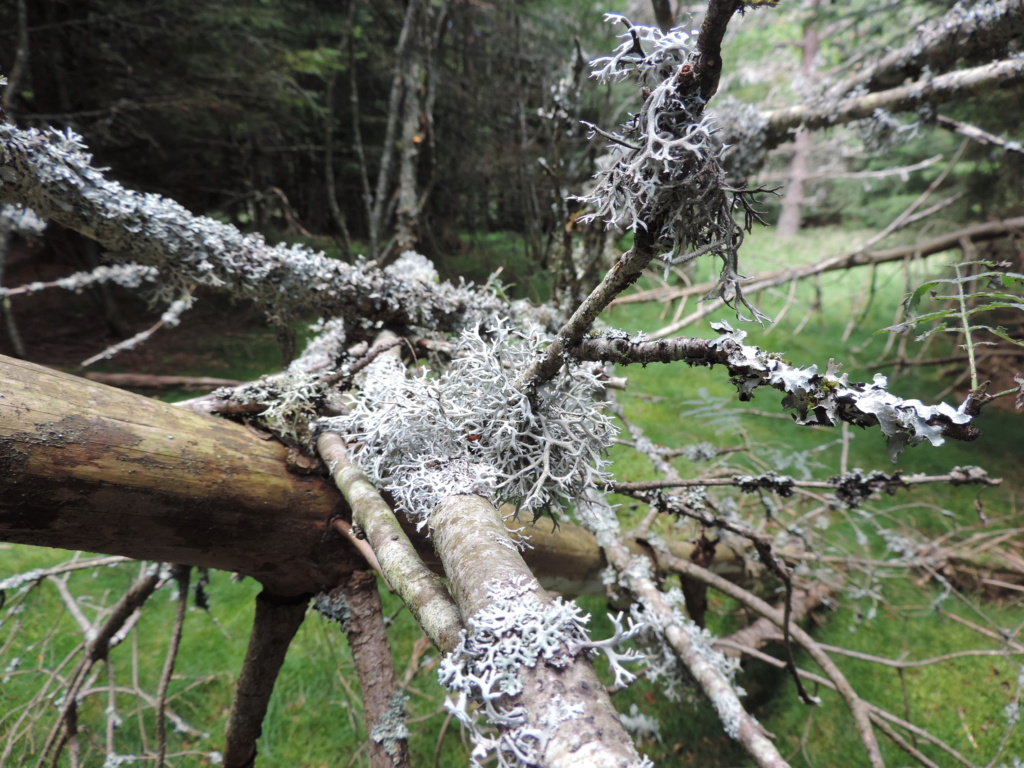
(0, 0, 1022, 766)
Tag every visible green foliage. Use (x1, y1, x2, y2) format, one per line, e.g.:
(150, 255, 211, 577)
(884, 259, 1024, 395)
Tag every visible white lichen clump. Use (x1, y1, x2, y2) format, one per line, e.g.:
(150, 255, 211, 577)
(330, 320, 615, 521)
(580, 16, 765, 321)
(438, 576, 642, 768)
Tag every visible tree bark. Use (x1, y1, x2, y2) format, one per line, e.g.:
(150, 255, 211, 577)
(0, 355, 354, 596)
(223, 591, 310, 768)
(0, 355, 762, 598)
(760, 57, 1024, 150)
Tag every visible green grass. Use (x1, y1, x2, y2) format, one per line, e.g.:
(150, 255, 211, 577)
(2, 225, 1022, 766)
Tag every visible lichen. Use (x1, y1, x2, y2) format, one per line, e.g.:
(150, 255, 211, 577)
(437, 575, 642, 768)
(324, 320, 615, 522)
(370, 693, 410, 761)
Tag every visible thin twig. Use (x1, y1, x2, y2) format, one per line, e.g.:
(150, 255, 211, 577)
(156, 565, 191, 768)
(661, 554, 885, 768)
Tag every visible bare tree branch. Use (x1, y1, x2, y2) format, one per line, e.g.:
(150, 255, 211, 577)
(318, 571, 411, 768)
(223, 591, 310, 768)
(935, 114, 1024, 154)
(156, 565, 191, 768)
(38, 566, 164, 767)
(317, 432, 464, 653)
(695, 0, 745, 101)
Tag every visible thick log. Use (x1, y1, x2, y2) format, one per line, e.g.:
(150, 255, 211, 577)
(0, 355, 754, 598)
(0, 355, 355, 596)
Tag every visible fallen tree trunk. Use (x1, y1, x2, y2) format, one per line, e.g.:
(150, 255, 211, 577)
(0, 355, 750, 598)
(0, 355, 356, 596)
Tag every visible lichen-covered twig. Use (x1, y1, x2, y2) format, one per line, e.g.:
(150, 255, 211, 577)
(516, 227, 662, 389)
(317, 571, 410, 768)
(316, 432, 464, 653)
(430, 493, 645, 768)
(660, 554, 885, 768)
(520, 7, 772, 389)
(610, 466, 1000, 503)
(223, 591, 310, 768)
(573, 324, 980, 459)
(604, 542, 792, 768)
(760, 57, 1024, 150)
(693, 0, 746, 101)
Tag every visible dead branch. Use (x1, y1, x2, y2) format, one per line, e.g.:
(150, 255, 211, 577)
(572, 333, 982, 449)
(0, 123, 501, 334)
(517, 227, 661, 389)
(827, 0, 1024, 99)
(610, 468, 1000, 494)
(761, 57, 1024, 150)
(604, 541, 792, 768)
(695, 0, 745, 101)
(318, 571, 411, 768)
(82, 372, 244, 390)
(317, 432, 464, 653)
(223, 591, 310, 768)
(155, 565, 191, 768)
(661, 554, 886, 768)
(38, 565, 164, 767)
(614, 215, 1024, 309)
(718, 640, 982, 768)
(935, 114, 1024, 154)
(717, 584, 832, 659)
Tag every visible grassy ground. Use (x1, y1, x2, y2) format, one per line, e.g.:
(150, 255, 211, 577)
(1, 226, 1022, 766)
